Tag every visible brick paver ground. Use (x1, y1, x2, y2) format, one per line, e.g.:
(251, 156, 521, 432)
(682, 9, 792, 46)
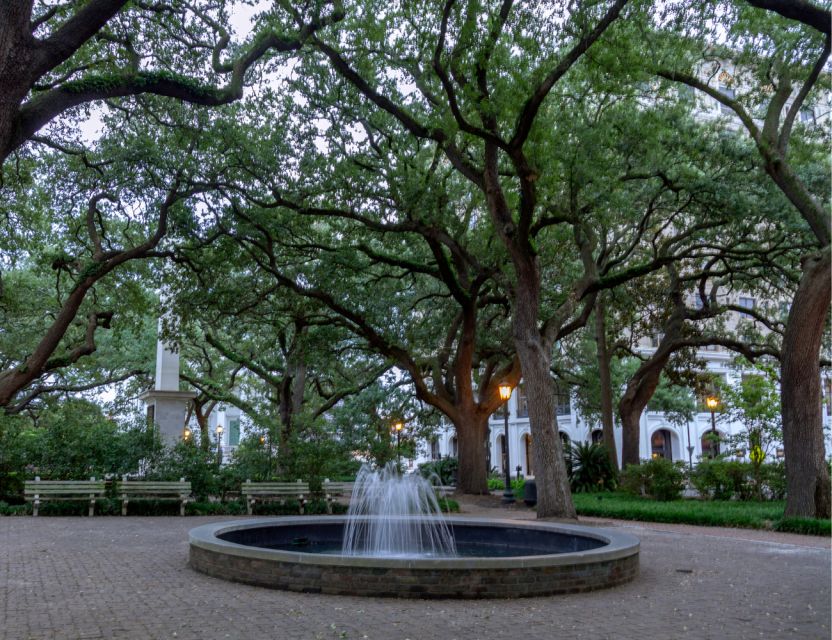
(1, 503, 829, 640)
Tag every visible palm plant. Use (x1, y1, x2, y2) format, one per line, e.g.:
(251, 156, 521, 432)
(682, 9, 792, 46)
(569, 442, 618, 493)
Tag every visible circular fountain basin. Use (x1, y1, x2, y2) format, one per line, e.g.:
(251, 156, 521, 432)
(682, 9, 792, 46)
(189, 516, 639, 598)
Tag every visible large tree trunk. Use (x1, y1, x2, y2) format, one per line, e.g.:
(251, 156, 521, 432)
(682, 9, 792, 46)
(454, 410, 490, 495)
(782, 249, 831, 519)
(595, 296, 619, 469)
(513, 272, 575, 519)
(618, 359, 665, 467)
(0, 3, 34, 162)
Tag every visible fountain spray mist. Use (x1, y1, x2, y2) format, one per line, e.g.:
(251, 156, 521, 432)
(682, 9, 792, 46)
(341, 462, 457, 557)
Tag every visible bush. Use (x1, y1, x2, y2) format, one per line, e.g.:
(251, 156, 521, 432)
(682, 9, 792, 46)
(621, 458, 686, 501)
(568, 442, 617, 493)
(691, 460, 786, 501)
(418, 457, 458, 486)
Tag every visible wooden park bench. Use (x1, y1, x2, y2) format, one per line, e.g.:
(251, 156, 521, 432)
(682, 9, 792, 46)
(24, 477, 106, 517)
(241, 480, 309, 515)
(117, 477, 191, 516)
(322, 479, 355, 514)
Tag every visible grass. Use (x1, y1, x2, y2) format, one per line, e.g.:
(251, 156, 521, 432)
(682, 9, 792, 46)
(572, 492, 831, 536)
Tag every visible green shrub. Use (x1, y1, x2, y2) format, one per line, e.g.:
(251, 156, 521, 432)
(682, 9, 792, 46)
(418, 457, 458, 486)
(692, 460, 786, 501)
(760, 462, 787, 500)
(691, 460, 745, 500)
(621, 458, 686, 501)
(569, 442, 617, 493)
(437, 498, 459, 513)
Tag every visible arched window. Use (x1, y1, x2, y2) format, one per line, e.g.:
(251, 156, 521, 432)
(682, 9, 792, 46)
(496, 434, 506, 473)
(559, 431, 571, 449)
(523, 434, 533, 476)
(701, 430, 720, 459)
(651, 429, 673, 460)
(591, 429, 604, 444)
(430, 439, 440, 460)
(450, 436, 458, 458)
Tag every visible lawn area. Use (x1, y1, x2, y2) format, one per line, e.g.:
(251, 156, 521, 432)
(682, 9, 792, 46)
(572, 492, 831, 536)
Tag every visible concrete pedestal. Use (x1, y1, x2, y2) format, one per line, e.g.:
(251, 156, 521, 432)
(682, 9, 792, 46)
(139, 389, 197, 445)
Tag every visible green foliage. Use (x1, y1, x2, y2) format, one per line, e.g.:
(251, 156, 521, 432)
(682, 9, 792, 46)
(691, 460, 786, 501)
(149, 440, 219, 501)
(621, 459, 686, 501)
(568, 442, 618, 493)
(418, 457, 458, 486)
(437, 498, 459, 513)
(0, 401, 163, 495)
(572, 493, 829, 536)
(775, 517, 831, 537)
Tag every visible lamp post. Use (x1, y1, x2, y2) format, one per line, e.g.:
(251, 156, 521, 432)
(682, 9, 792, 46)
(685, 422, 694, 473)
(393, 420, 404, 472)
(183, 427, 191, 443)
(216, 425, 223, 467)
(498, 382, 515, 504)
(705, 394, 719, 458)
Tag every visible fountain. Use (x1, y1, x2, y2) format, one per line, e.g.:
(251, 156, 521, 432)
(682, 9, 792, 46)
(341, 463, 456, 557)
(189, 465, 639, 598)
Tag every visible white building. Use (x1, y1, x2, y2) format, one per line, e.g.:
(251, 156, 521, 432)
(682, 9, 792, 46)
(426, 346, 832, 475)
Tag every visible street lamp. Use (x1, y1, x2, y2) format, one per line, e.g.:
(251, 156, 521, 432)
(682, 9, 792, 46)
(216, 425, 223, 467)
(705, 394, 719, 458)
(183, 427, 191, 442)
(498, 382, 515, 505)
(685, 422, 694, 473)
(393, 420, 404, 472)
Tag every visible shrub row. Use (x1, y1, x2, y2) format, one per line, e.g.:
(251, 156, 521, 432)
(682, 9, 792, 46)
(620, 459, 787, 502)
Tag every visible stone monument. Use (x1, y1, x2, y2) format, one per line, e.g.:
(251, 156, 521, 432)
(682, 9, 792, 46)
(139, 321, 196, 444)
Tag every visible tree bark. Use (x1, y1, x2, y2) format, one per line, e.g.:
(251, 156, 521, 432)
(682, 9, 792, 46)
(454, 409, 490, 494)
(0, 2, 36, 162)
(782, 249, 831, 519)
(513, 271, 576, 519)
(594, 295, 619, 469)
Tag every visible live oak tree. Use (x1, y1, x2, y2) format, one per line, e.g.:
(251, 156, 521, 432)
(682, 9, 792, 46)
(647, 0, 831, 517)
(0, 0, 343, 412)
(0, 106, 219, 409)
(167, 230, 389, 475)
(297, 0, 658, 518)
(0, 0, 343, 162)
(181, 92, 522, 492)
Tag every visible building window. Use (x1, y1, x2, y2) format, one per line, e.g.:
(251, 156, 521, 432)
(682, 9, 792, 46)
(559, 431, 571, 450)
(523, 434, 534, 476)
(799, 107, 815, 124)
(430, 439, 440, 460)
(228, 419, 240, 446)
(718, 84, 735, 114)
(738, 296, 755, 318)
(146, 404, 155, 426)
(517, 385, 529, 418)
(651, 429, 673, 460)
(555, 384, 571, 416)
(450, 436, 458, 458)
(497, 434, 506, 473)
(701, 431, 720, 459)
(591, 429, 604, 444)
(825, 379, 832, 417)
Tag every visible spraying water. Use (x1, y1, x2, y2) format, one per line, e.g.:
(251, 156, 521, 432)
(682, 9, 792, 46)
(341, 463, 457, 557)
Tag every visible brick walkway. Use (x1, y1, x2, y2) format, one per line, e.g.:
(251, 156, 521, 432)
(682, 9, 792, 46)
(0, 506, 829, 640)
